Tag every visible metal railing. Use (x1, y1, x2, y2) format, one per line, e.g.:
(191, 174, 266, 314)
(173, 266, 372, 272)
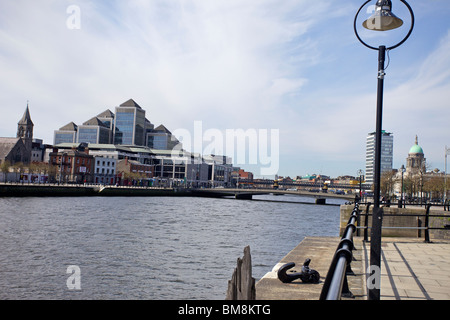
(320, 202, 450, 300)
(320, 203, 360, 300)
(358, 203, 450, 243)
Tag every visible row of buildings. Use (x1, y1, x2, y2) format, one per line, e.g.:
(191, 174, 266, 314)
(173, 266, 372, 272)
(53, 99, 180, 150)
(364, 131, 450, 200)
(0, 100, 439, 194)
(365, 131, 428, 181)
(0, 100, 253, 187)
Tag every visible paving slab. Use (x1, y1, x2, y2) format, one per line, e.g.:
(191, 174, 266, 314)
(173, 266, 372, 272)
(255, 236, 450, 300)
(358, 237, 450, 300)
(255, 237, 340, 300)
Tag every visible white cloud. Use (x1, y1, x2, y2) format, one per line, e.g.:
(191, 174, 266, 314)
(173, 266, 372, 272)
(277, 28, 450, 175)
(0, 0, 336, 139)
(0, 1, 448, 177)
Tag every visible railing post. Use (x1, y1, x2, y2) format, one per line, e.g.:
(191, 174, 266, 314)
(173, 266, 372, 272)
(417, 218, 422, 238)
(356, 208, 361, 237)
(424, 204, 431, 243)
(364, 203, 371, 241)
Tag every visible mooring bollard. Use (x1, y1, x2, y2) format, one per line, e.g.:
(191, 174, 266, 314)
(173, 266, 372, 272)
(277, 259, 320, 284)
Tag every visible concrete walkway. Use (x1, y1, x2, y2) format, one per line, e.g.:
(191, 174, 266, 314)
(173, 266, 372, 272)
(255, 236, 450, 300)
(358, 237, 450, 300)
(255, 237, 341, 300)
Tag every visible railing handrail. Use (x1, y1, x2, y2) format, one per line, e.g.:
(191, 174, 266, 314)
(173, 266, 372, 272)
(320, 203, 360, 300)
(357, 203, 450, 242)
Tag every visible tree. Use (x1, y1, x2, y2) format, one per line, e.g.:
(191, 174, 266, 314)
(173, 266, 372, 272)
(380, 170, 397, 199)
(423, 175, 446, 201)
(12, 162, 24, 182)
(1, 160, 11, 182)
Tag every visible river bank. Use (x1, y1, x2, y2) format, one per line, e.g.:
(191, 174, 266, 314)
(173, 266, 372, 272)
(0, 183, 184, 197)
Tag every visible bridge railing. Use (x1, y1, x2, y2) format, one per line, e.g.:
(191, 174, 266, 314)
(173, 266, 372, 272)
(319, 203, 359, 300)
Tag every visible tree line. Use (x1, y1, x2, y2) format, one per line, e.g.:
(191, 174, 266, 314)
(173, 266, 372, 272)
(380, 169, 449, 202)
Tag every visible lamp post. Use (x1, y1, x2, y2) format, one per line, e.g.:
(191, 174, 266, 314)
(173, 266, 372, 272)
(358, 169, 364, 201)
(354, 0, 414, 300)
(400, 164, 405, 208)
(445, 146, 449, 204)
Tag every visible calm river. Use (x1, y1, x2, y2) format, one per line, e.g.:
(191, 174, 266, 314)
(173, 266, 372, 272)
(0, 194, 345, 299)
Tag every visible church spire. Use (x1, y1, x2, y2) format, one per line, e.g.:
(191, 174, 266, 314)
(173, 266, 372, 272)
(18, 101, 34, 126)
(16, 102, 34, 164)
(17, 102, 34, 141)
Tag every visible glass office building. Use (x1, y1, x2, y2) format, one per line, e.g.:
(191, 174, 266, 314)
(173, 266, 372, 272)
(365, 131, 393, 185)
(146, 124, 180, 150)
(77, 126, 111, 144)
(77, 116, 112, 144)
(54, 122, 77, 145)
(53, 100, 156, 148)
(114, 99, 147, 146)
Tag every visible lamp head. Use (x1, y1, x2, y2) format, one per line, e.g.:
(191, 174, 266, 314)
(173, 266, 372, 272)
(363, 0, 403, 31)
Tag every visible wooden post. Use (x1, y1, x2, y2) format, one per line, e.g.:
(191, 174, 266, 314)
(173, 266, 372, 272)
(225, 246, 255, 300)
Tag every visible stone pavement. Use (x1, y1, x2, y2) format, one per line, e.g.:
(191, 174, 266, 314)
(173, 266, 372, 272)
(255, 236, 450, 300)
(357, 237, 450, 300)
(255, 237, 341, 300)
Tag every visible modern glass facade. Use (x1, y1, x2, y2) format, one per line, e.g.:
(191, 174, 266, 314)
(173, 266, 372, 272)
(365, 131, 393, 185)
(147, 133, 169, 149)
(114, 109, 134, 145)
(78, 128, 98, 144)
(77, 126, 111, 144)
(146, 128, 180, 150)
(54, 101, 154, 147)
(135, 109, 146, 146)
(54, 131, 76, 145)
(114, 107, 146, 146)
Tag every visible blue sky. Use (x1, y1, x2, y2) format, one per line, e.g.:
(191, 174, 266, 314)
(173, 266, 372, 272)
(0, 0, 449, 178)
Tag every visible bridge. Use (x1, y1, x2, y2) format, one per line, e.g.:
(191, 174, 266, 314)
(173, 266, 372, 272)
(189, 188, 355, 204)
(237, 179, 370, 191)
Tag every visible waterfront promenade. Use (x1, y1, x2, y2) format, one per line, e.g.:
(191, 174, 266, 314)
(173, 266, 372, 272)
(255, 236, 450, 300)
(362, 237, 450, 300)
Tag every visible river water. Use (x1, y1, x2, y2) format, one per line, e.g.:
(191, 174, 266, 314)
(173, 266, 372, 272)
(0, 194, 345, 300)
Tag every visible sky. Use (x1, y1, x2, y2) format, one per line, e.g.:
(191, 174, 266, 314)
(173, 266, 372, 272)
(0, 0, 449, 178)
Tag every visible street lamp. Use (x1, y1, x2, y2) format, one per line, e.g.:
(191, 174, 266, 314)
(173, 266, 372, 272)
(362, 0, 404, 31)
(354, 0, 414, 300)
(400, 164, 405, 208)
(357, 169, 364, 201)
(445, 146, 449, 204)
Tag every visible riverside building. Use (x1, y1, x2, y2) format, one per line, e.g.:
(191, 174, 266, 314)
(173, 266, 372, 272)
(113, 99, 151, 146)
(51, 99, 233, 187)
(0, 104, 34, 166)
(365, 131, 393, 186)
(53, 99, 177, 149)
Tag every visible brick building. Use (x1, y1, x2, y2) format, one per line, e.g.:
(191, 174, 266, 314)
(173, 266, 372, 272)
(49, 145, 95, 183)
(116, 157, 154, 186)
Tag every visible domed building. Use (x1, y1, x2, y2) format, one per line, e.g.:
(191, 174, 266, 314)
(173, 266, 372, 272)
(406, 135, 426, 175)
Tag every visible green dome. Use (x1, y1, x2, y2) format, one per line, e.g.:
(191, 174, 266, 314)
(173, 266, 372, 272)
(409, 136, 424, 154)
(409, 145, 424, 154)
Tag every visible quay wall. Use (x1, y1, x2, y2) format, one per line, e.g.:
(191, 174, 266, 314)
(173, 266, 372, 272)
(0, 184, 98, 197)
(340, 204, 450, 240)
(0, 184, 187, 198)
(98, 186, 185, 197)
